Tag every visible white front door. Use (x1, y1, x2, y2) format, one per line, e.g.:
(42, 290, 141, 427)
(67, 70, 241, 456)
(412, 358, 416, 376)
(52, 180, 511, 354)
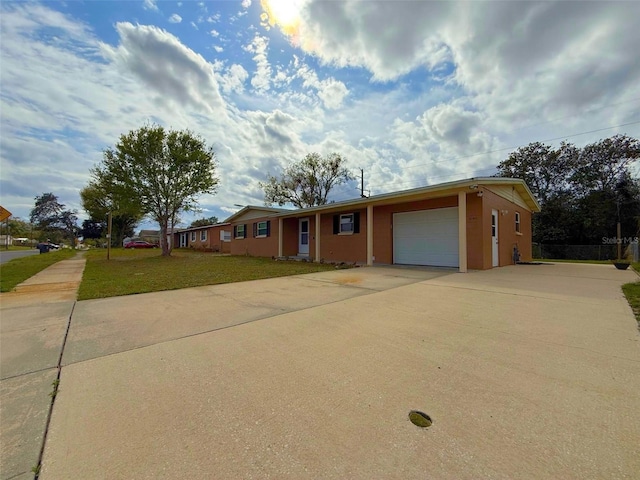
(298, 218, 309, 255)
(491, 209, 499, 267)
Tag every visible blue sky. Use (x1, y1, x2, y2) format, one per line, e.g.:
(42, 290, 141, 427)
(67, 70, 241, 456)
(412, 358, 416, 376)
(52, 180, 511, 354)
(1, 0, 639, 231)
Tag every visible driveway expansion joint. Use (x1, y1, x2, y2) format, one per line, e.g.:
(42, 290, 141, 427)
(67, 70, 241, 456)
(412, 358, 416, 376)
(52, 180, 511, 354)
(32, 300, 76, 480)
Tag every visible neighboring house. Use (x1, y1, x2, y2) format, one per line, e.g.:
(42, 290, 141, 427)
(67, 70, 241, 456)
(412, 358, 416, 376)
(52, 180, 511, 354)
(175, 222, 233, 253)
(138, 230, 160, 245)
(224, 177, 540, 272)
(0, 234, 13, 247)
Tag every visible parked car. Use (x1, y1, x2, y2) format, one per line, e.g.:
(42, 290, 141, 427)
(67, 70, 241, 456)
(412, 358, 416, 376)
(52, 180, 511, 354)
(124, 240, 159, 249)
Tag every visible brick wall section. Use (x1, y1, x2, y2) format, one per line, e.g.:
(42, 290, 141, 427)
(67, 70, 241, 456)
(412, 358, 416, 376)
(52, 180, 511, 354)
(482, 187, 533, 266)
(466, 192, 485, 269)
(176, 225, 231, 252)
(318, 209, 367, 263)
(230, 217, 279, 257)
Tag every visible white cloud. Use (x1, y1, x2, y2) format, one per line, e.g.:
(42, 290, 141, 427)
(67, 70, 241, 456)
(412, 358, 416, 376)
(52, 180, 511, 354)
(142, 0, 158, 12)
(168, 13, 182, 24)
(242, 0, 252, 8)
(209, 29, 219, 37)
(291, 1, 640, 123)
(244, 34, 272, 92)
(2, 0, 639, 227)
(219, 64, 249, 94)
(101, 23, 225, 114)
(295, 61, 348, 109)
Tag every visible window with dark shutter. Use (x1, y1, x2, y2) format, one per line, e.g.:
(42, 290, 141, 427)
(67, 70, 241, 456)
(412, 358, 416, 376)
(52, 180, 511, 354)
(353, 212, 360, 233)
(253, 222, 257, 238)
(333, 215, 339, 234)
(256, 220, 269, 237)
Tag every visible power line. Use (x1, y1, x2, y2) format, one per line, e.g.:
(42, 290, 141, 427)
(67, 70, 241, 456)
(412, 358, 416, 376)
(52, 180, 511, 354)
(503, 97, 640, 135)
(365, 120, 640, 191)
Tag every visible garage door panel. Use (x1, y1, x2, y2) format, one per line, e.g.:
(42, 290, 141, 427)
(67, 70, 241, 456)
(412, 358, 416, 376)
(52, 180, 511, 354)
(393, 207, 459, 267)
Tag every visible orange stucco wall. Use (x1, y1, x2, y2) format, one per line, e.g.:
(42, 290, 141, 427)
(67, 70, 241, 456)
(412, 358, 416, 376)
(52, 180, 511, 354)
(230, 216, 279, 257)
(372, 196, 458, 265)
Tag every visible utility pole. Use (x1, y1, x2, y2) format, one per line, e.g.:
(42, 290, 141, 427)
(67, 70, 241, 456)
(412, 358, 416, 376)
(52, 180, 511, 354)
(107, 211, 113, 260)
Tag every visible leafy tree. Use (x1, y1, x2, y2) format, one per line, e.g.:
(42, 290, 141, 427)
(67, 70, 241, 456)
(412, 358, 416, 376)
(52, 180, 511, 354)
(189, 216, 219, 228)
(80, 180, 141, 247)
(571, 134, 640, 195)
(261, 152, 354, 208)
(80, 219, 105, 240)
(93, 124, 219, 256)
(6, 217, 33, 238)
(496, 135, 640, 252)
(496, 141, 577, 204)
(29, 193, 78, 243)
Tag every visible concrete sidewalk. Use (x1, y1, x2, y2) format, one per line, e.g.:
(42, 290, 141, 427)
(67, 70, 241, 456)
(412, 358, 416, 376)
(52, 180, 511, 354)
(37, 262, 640, 479)
(0, 254, 85, 480)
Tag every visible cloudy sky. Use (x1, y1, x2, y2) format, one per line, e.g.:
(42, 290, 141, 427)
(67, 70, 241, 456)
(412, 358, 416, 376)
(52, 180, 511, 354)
(1, 0, 639, 229)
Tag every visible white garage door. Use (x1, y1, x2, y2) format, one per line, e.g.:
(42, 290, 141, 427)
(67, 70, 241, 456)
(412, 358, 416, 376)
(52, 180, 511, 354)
(393, 207, 459, 267)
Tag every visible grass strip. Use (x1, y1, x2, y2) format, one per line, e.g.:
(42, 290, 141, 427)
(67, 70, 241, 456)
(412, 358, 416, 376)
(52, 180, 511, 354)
(0, 249, 76, 292)
(78, 249, 338, 300)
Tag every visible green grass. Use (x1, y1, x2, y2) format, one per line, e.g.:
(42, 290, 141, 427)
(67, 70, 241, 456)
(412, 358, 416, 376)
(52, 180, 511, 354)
(0, 249, 76, 292)
(78, 249, 337, 300)
(622, 282, 640, 325)
(621, 262, 640, 325)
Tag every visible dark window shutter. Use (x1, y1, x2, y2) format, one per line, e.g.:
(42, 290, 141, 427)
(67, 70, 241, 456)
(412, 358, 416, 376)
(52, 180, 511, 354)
(354, 212, 360, 233)
(266, 220, 271, 237)
(253, 222, 257, 238)
(233, 225, 237, 238)
(243, 224, 247, 239)
(333, 215, 339, 234)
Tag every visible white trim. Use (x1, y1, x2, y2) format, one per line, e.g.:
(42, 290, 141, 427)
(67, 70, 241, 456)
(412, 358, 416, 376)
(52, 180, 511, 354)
(492, 209, 499, 267)
(458, 191, 467, 273)
(367, 205, 373, 266)
(298, 218, 310, 255)
(278, 218, 283, 257)
(315, 213, 321, 262)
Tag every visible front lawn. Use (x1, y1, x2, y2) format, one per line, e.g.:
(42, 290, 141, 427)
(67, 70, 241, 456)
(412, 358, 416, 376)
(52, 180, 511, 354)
(78, 249, 337, 300)
(0, 249, 77, 292)
(621, 262, 640, 326)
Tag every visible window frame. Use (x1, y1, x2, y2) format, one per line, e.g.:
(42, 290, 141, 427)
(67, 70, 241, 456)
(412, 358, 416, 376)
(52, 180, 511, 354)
(235, 224, 245, 239)
(256, 221, 268, 238)
(200, 230, 207, 241)
(339, 213, 354, 235)
(190, 231, 196, 242)
(515, 212, 521, 234)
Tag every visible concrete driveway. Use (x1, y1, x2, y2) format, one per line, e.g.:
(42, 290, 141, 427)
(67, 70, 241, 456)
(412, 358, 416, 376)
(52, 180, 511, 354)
(4, 262, 640, 479)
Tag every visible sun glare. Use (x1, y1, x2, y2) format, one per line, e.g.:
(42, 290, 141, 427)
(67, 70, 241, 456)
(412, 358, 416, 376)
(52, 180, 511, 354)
(260, 0, 303, 35)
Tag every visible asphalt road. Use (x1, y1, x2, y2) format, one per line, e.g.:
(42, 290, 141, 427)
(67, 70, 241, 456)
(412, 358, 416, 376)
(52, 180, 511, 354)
(0, 249, 39, 264)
